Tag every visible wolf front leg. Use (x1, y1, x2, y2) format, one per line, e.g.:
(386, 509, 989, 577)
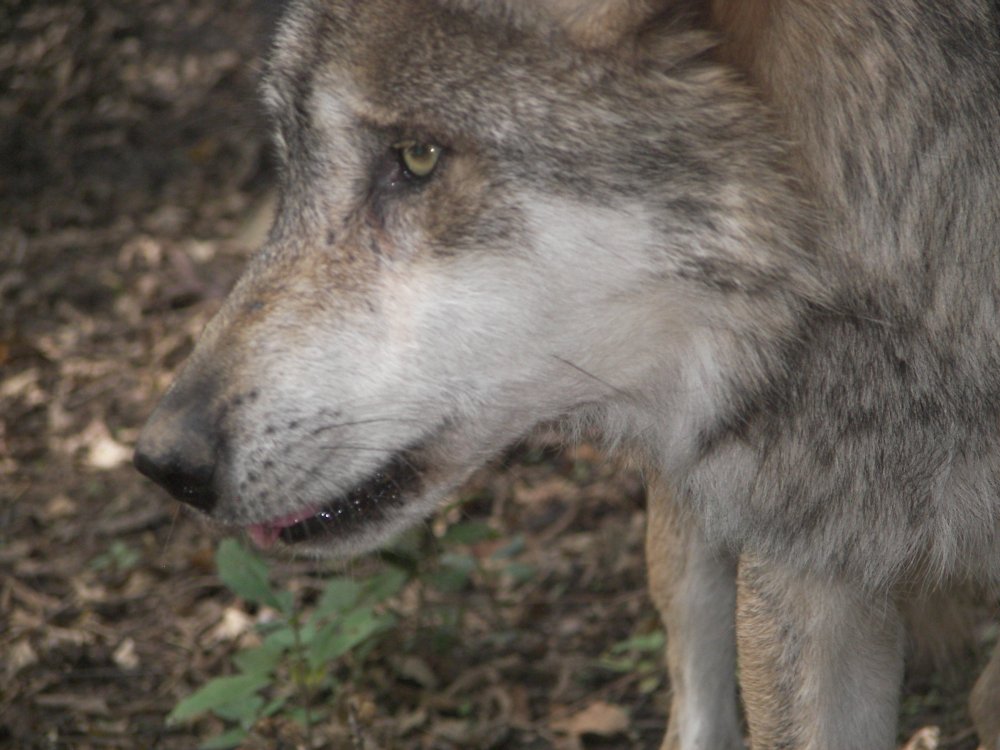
(736, 558, 905, 750)
(646, 481, 744, 750)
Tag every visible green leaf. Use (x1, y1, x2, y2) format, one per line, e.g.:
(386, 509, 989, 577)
(286, 706, 314, 728)
(597, 655, 637, 674)
(611, 631, 665, 655)
(212, 694, 264, 725)
(440, 521, 498, 547)
(639, 675, 662, 695)
(232, 640, 285, 679)
(168, 674, 270, 724)
(295, 618, 319, 648)
(427, 553, 476, 593)
(315, 577, 362, 618)
(90, 541, 141, 573)
(261, 695, 289, 719)
(308, 608, 396, 667)
(491, 534, 526, 560)
(215, 539, 289, 613)
(275, 589, 296, 614)
(503, 562, 537, 585)
(380, 527, 425, 569)
(362, 568, 409, 604)
(262, 625, 297, 650)
(198, 728, 249, 750)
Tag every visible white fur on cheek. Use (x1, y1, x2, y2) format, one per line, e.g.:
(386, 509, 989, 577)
(223, 191, 732, 549)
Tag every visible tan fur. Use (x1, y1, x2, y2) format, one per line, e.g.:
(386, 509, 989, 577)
(710, 0, 777, 74)
(548, 0, 661, 48)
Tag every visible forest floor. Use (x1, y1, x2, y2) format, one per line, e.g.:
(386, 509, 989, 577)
(0, 1, 993, 748)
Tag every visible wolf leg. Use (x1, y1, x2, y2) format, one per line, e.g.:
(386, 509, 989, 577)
(971, 636, 1000, 749)
(736, 558, 904, 750)
(646, 480, 743, 750)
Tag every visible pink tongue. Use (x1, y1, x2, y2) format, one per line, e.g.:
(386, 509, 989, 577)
(246, 507, 321, 550)
(246, 524, 282, 550)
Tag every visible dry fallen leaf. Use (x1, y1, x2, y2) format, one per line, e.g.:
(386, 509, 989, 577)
(391, 654, 439, 689)
(34, 693, 110, 716)
(208, 606, 255, 644)
(901, 726, 940, 750)
(87, 434, 133, 470)
(552, 700, 630, 739)
(6, 639, 39, 679)
(112, 637, 140, 671)
(1, 367, 44, 404)
(41, 493, 78, 521)
(58, 419, 129, 467)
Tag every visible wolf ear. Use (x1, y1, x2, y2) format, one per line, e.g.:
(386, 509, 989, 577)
(544, 0, 682, 50)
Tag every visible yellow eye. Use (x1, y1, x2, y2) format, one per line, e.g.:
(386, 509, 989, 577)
(396, 141, 442, 178)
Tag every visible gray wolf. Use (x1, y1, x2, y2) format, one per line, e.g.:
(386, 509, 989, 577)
(134, 0, 1000, 746)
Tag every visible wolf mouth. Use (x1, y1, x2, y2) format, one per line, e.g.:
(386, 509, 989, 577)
(246, 451, 423, 548)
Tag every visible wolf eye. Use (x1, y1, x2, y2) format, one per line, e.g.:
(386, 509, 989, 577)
(395, 141, 442, 179)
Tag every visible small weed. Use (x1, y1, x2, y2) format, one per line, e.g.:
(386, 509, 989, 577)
(168, 517, 532, 748)
(90, 540, 141, 575)
(599, 629, 666, 695)
(167, 539, 405, 749)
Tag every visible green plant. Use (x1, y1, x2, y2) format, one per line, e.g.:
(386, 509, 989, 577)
(167, 539, 405, 749)
(167, 517, 543, 748)
(598, 629, 666, 695)
(90, 540, 141, 575)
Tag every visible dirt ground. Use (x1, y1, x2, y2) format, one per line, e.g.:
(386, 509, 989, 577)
(0, 1, 993, 748)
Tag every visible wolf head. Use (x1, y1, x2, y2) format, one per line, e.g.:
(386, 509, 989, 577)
(135, 0, 826, 556)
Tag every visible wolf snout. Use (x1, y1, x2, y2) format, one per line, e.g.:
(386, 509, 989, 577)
(134, 377, 221, 513)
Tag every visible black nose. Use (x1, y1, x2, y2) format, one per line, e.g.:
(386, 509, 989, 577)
(134, 375, 221, 513)
(134, 445, 217, 512)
